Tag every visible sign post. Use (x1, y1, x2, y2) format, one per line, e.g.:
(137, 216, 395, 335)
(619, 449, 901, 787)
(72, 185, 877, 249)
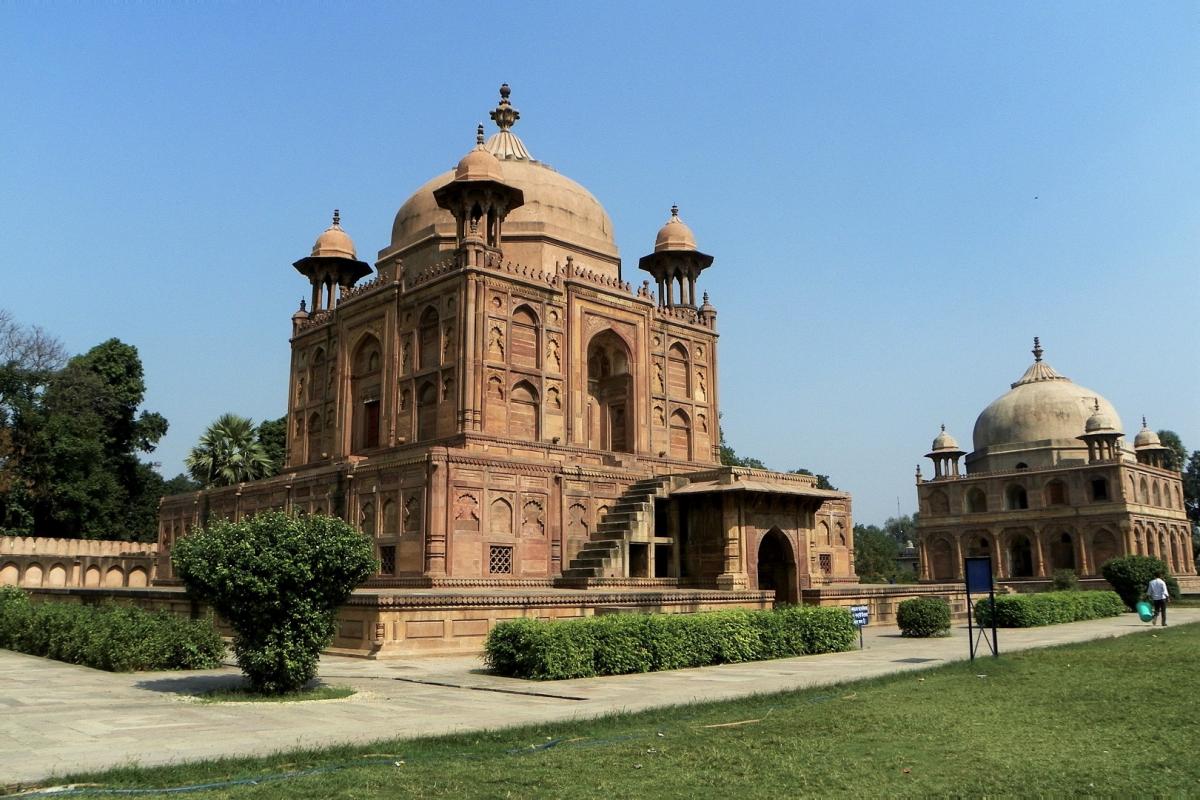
(849, 604, 869, 649)
(964, 556, 998, 660)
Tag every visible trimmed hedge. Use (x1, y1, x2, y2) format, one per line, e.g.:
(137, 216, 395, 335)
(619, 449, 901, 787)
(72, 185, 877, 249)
(896, 597, 951, 637)
(484, 605, 857, 680)
(973, 590, 1124, 628)
(0, 587, 225, 671)
(1100, 555, 1180, 610)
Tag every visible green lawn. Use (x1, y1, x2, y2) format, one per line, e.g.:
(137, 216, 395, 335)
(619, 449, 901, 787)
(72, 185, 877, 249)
(193, 685, 355, 704)
(31, 624, 1200, 799)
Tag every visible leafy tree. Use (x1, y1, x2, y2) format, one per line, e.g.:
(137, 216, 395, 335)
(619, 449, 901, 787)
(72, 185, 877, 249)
(1157, 430, 1186, 473)
(7, 338, 166, 540)
(790, 468, 836, 490)
(883, 514, 918, 546)
(172, 512, 376, 694)
(853, 524, 898, 582)
(1101, 555, 1179, 609)
(186, 413, 274, 487)
(1182, 450, 1200, 525)
(163, 472, 201, 495)
(256, 416, 288, 476)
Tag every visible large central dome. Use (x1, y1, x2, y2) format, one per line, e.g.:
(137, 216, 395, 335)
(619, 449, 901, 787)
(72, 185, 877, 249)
(967, 339, 1124, 471)
(382, 86, 618, 274)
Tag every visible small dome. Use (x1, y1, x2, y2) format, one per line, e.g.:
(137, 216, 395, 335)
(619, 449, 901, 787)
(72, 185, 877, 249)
(291, 300, 309, 321)
(1084, 399, 1119, 434)
(931, 425, 961, 452)
(653, 205, 698, 253)
(1134, 418, 1162, 448)
(454, 125, 504, 183)
(311, 210, 357, 259)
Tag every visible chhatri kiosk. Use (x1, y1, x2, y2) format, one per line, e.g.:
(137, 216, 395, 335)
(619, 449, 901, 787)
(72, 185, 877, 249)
(158, 86, 858, 655)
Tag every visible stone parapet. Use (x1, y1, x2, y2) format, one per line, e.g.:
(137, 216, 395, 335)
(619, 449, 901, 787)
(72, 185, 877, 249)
(0, 537, 158, 589)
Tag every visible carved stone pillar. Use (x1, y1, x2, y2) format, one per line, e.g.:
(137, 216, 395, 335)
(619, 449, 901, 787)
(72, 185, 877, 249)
(1032, 528, 1046, 577)
(715, 493, 748, 589)
(424, 458, 447, 576)
(952, 536, 964, 580)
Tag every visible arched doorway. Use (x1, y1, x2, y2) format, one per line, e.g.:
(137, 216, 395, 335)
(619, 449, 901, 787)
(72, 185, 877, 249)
(929, 539, 954, 580)
(586, 330, 633, 453)
(1007, 534, 1034, 577)
(756, 529, 797, 605)
(1050, 531, 1075, 571)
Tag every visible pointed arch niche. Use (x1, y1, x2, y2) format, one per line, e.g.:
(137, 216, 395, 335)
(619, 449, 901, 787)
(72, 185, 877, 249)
(350, 334, 382, 452)
(586, 330, 633, 453)
(669, 409, 692, 461)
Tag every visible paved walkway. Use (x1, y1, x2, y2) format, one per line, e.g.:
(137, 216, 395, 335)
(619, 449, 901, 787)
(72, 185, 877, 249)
(2, 610, 1196, 786)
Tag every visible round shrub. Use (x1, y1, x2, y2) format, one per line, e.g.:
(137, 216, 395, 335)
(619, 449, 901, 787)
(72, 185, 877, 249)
(896, 596, 951, 637)
(1100, 555, 1180, 610)
(173, 511, 376, 694)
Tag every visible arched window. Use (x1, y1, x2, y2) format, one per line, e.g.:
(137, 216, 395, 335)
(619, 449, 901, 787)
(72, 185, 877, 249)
(510, 305, 539, 370)
(586, 331, 633, 453)
(1051, 531, 1075, 571)
(1152, 482, 1161, 507)
(489, 497, 513, 535)
(510, 381, 540, 441)
(1045, 480, 1068, 506)
(419, 306, 440, 370)
(351, 335, 382, 452)
(667, 343, 690, 399)
(417, 381, 438, 441)
(928, 490, 949, 514)
(306, 412, 323, 463)
(382, 500, 398, 535)
(1139, 477, 1149, 504)
(669, 409, 692, 461)
(1005, 484, 1028, 510)
(360, 501, 375, 537)
(817, 520, 831, 546)
(966, 487, 988, 513)
(309, 347, 326, 402)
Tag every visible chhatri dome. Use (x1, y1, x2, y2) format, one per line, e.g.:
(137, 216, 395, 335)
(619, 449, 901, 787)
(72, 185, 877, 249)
(384, 85, 618, 276)
(967, 338, 1124, 471)
(654, 205, 698, 252)
(311, 209, 358, 260)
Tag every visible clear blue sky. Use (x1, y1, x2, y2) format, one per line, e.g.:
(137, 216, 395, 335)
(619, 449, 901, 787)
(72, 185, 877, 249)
(2, 2, 1196, 527)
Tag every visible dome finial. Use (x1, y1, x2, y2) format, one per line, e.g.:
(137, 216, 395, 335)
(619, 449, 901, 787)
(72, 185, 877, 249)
(332, 209, 341, 227)
(476, 123, 485, 145)
(490, 83, 519, 132)
(671, 204, 679, 219)
(1032, 336, 1043, 362)
(1094, 397, 1100, 412)
(1142, 415, 1148, 429)
(941, 423, 946, 432)
(299, 298, 306, 311)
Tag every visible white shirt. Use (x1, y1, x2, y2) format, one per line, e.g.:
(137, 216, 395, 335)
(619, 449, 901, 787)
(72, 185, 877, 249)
(1148, 578, 1169, 601)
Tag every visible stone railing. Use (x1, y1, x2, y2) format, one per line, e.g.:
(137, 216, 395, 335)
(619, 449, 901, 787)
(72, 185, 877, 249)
(0, 536, 157, 557)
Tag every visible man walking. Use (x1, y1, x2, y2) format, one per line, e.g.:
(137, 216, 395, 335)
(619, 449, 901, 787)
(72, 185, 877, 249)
(1148, 572, 1170, 627)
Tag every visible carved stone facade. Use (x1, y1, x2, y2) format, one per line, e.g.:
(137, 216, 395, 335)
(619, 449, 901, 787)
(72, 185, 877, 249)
(158, 86, 855, 634)
(916, 341, 1195, 584)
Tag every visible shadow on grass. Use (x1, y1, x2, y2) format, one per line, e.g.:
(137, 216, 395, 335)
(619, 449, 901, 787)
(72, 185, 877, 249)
(136, 673, 247, 695)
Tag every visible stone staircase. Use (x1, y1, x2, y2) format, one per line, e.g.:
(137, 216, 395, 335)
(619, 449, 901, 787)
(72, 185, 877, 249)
(557, 476, 673, 583)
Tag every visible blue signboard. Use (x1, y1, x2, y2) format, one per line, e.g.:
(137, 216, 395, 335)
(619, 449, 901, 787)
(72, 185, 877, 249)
(849, 604, 869, 627)
(965, 556, 993, 594)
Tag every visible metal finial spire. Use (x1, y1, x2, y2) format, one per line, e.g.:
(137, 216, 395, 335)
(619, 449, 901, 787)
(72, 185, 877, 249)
(332, 209, 341, 227)
(476, 123, 485, 145)
(940, 423, 946, 432)
(670, 204, 679, 219)
(490, 83, 519, 131)
(1032, 336, 1043, 362)
(1142, 415, 1148, 429)
(1094, 398, 1101, 412)
(702, 291, 710, 303)
(299, 298, 306, 311)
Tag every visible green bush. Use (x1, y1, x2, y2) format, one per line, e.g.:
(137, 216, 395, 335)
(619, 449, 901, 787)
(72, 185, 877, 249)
(973, 590, 1125, 627)
(172, 511, 376, 694)
(1100, 555, 1180, 610)
(896, 596, 952, 637)
(0, 589, 224, 671)
(1050, 569, 1079, 591)
(483, 605, 857, 680)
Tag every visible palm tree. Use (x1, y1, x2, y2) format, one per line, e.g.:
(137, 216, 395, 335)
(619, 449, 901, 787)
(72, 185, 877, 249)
(186, 413, 274, 487)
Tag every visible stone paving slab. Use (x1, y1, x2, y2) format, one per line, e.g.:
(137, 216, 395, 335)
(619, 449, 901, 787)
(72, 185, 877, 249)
(1, 610, 1196, 786)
